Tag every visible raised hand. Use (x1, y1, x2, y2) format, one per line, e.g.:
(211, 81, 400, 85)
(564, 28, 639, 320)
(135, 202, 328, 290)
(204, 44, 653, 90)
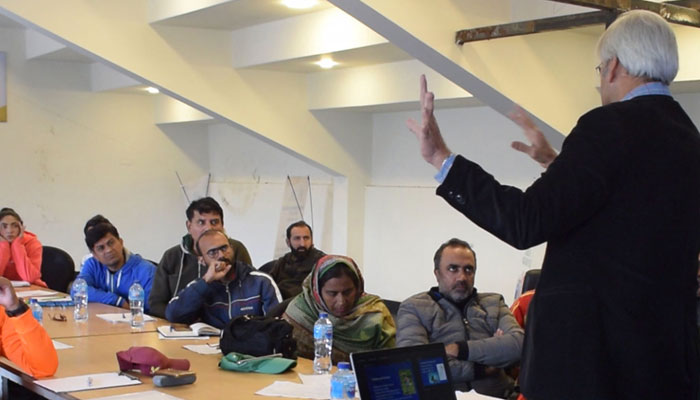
(0, 277, 20, 312)
(202, 259, 232, 283)
(406, 74, 452, 170)
(509, 106, 558, 169)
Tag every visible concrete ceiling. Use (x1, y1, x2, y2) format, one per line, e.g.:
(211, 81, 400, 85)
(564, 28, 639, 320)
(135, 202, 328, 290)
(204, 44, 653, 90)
(151, 0, 335, 30)
(1, 0, 697, 126)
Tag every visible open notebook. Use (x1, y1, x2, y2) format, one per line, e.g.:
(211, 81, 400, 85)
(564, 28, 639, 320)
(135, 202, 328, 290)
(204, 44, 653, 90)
(157, 323, 220, 338)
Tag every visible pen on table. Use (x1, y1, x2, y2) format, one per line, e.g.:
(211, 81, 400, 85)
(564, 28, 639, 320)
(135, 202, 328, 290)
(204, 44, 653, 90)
(119, 371, 139, 381)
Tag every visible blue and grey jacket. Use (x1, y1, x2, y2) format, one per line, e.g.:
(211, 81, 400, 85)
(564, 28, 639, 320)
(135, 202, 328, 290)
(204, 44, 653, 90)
(77, 250, 156, 312)
(164, 261, 282, 329)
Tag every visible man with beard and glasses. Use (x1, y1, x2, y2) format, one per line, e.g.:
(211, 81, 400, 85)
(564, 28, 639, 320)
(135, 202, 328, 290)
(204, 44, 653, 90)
(165, 230, 281, 329)
(260, 221, 325, 300)
(397, 238, 523, 398)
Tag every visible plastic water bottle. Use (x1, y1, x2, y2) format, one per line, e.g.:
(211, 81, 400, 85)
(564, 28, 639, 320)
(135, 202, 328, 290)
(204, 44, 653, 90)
(330, 362, 356, 399)
(71, 278, 89, 321)
(128, 281, 145, 328)
(29, 299, 43, 324)
(313, 312, 333, 374)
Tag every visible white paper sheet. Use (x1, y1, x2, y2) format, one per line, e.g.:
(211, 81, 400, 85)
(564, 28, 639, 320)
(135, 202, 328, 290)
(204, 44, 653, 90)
(17, 290, 56, 298)
(158, 333, 210, 341)
(256, 373, 333, 399)
(256, 381, 331, 399)
(35, 372, 141, 393)
(455, 390, 501, 399)
(52, 340, 73, 350)
(182, 344, 221, 355)
(91, 390, 183, 400)
(11, 280, 30, 287)
(297, 373, 331, 387)
(96, 313, 156, 323)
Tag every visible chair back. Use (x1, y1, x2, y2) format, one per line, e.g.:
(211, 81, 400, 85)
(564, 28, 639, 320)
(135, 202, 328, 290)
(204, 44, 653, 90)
(521, 269, 541, 293)
(383, 299, 401, 320)
(41, 246, 77, 292)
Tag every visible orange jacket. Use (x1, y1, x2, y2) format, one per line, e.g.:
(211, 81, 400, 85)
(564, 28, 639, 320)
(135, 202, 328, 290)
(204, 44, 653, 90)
(510, 290, 535, 329)
(0, 306, 58, 377)
(0, 231, 47, 287)
(510, 290, 535, 400)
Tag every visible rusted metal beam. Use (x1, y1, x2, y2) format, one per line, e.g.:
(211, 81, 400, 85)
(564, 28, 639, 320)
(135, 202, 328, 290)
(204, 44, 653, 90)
(666, 1, 700, 11)
(455, 11, 614, 44)
(549, 0, 700, 27)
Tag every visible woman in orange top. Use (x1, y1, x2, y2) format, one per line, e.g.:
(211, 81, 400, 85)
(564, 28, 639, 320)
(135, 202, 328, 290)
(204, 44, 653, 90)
(0, 208, 46, 287)
(0, 276, 58, 377)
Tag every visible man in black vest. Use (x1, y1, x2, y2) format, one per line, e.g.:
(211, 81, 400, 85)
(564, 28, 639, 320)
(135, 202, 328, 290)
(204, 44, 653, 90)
(408, 10, 700, 400)
(260, 221, 325, 300)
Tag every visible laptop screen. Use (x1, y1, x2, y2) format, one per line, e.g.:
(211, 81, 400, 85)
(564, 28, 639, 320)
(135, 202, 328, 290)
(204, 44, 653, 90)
(350, 343, 456, 400)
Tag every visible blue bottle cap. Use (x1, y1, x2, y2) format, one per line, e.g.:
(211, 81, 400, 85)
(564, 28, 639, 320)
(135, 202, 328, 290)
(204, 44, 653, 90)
(319, 312, 328, 318)
(30, 298, 38, 303)
(338, 362, 350, 370)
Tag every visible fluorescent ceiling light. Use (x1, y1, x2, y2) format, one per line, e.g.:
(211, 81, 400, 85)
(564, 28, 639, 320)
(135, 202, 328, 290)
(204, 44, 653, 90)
(145, 87, 160, 94)
(282, 0, 318, 9)
(315, 57, 338, 69)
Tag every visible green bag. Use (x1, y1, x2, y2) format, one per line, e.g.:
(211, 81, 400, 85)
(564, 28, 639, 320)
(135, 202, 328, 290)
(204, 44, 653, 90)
(219, 352, 297, 374)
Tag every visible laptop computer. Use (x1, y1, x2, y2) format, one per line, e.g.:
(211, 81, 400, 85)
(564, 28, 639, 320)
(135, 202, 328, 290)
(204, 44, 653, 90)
(350, 343, 457, 400)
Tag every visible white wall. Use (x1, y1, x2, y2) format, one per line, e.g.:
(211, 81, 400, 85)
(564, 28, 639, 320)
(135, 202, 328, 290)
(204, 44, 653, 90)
(205, 123, 335, 267)
(364, 105, 547, 304)
(0, 27, 209, 267)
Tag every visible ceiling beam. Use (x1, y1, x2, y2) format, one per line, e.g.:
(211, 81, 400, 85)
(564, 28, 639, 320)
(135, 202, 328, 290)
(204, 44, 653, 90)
(456, 11, 614, 44)
(549, 0, 700, 27)
(666, 1, 700, 11)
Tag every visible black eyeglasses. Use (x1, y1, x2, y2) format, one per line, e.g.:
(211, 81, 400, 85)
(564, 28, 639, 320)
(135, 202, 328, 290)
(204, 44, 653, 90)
(205, 243, 230, 258)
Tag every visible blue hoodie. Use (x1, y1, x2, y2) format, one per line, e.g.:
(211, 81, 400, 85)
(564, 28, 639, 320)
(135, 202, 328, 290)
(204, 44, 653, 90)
(165, 261, 281, 329)
(77, 251, 155, 312)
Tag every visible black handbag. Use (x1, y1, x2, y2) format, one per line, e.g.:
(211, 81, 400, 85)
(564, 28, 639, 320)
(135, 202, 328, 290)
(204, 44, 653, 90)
(219, 315, 297, 360)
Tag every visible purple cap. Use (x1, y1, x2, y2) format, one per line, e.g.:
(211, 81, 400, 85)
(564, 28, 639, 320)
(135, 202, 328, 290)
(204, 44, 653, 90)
(116, 346, 190, 376)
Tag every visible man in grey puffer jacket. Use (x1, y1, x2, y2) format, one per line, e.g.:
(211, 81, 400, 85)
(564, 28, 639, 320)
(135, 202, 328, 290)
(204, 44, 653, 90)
(397, 238, 523, 398)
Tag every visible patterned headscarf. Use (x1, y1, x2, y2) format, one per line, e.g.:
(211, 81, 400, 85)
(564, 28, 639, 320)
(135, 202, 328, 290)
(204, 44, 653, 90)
(284, 255, 395, 354)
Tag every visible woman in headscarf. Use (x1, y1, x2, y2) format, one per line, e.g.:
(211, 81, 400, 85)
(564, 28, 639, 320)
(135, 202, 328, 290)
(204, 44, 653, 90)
(283, 254, 395, 363)
(0, 208, 46, 287)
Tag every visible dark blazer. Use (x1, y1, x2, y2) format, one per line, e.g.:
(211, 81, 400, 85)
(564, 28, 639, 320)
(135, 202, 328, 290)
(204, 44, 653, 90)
(437, 95, 700, 400)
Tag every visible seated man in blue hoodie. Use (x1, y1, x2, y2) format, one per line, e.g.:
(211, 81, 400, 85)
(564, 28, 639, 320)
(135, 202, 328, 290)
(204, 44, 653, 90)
(78, 220, 155, 312)
(166, 229, 281, 329)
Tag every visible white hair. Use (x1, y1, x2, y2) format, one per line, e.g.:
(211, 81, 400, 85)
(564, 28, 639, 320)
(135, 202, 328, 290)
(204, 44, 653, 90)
(596, 10, 678, 85)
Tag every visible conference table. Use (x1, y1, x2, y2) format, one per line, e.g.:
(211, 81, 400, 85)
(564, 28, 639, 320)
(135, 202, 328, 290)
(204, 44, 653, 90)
(0, 286, 316, 400)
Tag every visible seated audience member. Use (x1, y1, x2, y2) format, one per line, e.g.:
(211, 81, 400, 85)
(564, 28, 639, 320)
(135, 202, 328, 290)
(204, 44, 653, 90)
(0, 208, 46, 287)
(260, 221, 325, 300)
(165, 230, 280, 329)
(78, 221, 155, 311)
(80, 214, 111, 267)
(149, 197, 252, 318)
(283, 255, 396, 363)
(0, 276, 57, 377)
(510, 290, 535, 329)
(397, 239, 523, 398)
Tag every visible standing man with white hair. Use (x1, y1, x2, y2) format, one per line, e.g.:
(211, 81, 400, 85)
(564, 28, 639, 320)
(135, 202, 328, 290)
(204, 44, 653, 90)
(408, 10, 700, 400)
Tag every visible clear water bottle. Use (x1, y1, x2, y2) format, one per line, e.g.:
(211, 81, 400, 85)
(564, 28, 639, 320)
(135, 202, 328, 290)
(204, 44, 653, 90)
(330, 362, 356, 399)
(29, 299, 43, 324)
(313, 311, 333, 374)
(71, 278, 89, 321)
(128, 281, 145, 328)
